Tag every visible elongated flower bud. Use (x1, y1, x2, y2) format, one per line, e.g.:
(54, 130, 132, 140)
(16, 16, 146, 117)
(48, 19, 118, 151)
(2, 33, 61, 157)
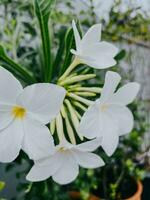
(65, 99, 83, 140)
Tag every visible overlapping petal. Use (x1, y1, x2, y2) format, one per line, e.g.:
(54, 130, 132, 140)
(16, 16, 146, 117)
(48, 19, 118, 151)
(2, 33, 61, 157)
(101, 130, 119, 157)
(80, 42, 118, 69)
(27, 153, 63, 182)
(75, 138, 102, 152)
(100, 113, 119, 156)
(81, 24, 101, 46)
(100, 71, 121, 103)
(110, 82, 140, 106)
(107, 105, 134, 136)
(72, 20, 81, 51)
(72, 151, 104, 168)
(52, 152, 79, 185)
(78, 103, 102, 139)
(22, 118, 55, 160)
(17, 83, 66, 124)
(0, 120, 23, 162)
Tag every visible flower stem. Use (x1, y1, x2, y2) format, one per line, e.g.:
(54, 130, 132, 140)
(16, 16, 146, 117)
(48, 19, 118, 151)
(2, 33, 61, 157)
(58, 57, 80, 82)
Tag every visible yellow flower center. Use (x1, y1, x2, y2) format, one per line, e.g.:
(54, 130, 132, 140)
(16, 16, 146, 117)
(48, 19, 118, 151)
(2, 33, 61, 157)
(12, 106, 26, 119)
(100, 104, 108, 112)
(58, 147, 66, 152)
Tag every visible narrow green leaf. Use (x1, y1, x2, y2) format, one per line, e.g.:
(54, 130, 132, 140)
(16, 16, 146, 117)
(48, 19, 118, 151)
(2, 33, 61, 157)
(115, 49, 126, 61)
(61, 22, 82, 74)
(61, 28, 75, 74)
(0, 45, 36, 84)
(52, 27, 66, 78)
(34, 0, 56, 82)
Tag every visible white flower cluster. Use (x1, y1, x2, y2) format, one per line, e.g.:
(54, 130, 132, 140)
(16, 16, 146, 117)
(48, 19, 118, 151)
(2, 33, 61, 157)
(0, 21, 140, 185)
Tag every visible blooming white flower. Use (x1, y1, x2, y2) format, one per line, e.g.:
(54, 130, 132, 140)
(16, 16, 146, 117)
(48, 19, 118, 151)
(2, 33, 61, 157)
(0, 67, 66, 162)
(79, 71, 140, 156)
(71, 20, 119, 69)
(26, 138, 104, 185)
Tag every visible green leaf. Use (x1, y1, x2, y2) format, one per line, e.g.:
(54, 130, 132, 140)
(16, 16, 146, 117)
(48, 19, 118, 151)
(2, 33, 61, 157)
(34, 0, 56, 82)
(115, 49, 126, 61)
(0, 45, 36, 84)
(52, 27, 66, 78)
(61, 28, 75, 74)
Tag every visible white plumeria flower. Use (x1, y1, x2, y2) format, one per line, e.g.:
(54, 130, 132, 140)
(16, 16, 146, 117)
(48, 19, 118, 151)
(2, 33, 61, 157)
(0, 67, 66, 162)
(79, 71, 140, 156)
(26, 138, 104, 185)
(71, 20, 119, 69)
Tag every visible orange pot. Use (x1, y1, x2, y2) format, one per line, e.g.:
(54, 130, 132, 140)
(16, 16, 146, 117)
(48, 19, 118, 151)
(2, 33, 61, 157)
(126, 181, 143, 200)
(69, 181, 143, 200)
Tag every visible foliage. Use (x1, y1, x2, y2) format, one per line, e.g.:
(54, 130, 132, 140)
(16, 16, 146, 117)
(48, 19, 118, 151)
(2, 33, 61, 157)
(103, 0, 150, 46)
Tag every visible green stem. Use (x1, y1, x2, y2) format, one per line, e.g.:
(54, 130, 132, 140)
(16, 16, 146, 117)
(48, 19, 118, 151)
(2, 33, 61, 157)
(115, 167, 125, 187)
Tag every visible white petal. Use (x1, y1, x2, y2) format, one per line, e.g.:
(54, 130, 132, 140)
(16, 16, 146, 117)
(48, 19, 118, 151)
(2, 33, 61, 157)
(101, 113, 119, 156)
(100, 71, 121, 103)
(0, 67, 23, 104)
(102, 132, 119, 157)
(52, 152, 79, 185)
(82, 56, 117, 70)
(26, 153, 63, 182)
(22, 118, 55, 160)
(78, 103, 102, 139)
(83, 42, 118, 58)
(76, 138, 102, 152)
(96, 41, 118, 57)
(27, 164, 53, 182)
(72, 151, 105, 169)
(17, 83, 66, 124)
(72, 20, 81, 51)
(81, 24, 101, 45)
(80, 42, 118, 69)
(107, 105, 134, 135)
(0, 105, 13, 130)
(0, 120, 23, 162)
(110, 83, 140, 106)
